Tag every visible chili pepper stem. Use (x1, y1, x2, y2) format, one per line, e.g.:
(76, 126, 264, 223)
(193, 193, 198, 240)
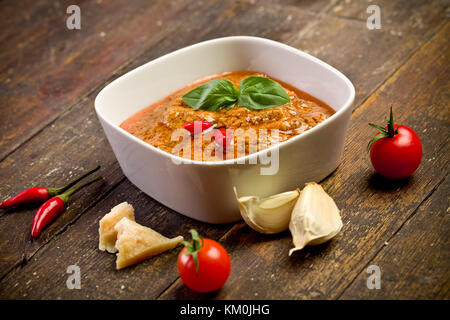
(57, 176, 103, 203)
(47, 165, 101, 196)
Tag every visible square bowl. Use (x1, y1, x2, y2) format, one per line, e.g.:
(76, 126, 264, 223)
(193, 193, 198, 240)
(95, 36, 355, 223)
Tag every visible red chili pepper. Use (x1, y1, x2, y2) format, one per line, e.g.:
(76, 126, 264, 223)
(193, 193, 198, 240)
(0, 166, 100, 211)
(214, 128, 230, 148)
(31, 176, 103, 238)
(184, 121, 213, 134)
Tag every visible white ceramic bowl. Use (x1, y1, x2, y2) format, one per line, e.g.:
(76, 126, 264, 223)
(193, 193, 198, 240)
(95, 36, 355, 223)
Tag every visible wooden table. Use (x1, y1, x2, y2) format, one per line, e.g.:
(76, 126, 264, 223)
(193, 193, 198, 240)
(0, 0, 448, 300)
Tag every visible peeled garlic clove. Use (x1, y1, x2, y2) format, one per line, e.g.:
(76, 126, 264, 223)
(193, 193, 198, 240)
(234, 187, 300, 234)
(289, 182, 342, 256)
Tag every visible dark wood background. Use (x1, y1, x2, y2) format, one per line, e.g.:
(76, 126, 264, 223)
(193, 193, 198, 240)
(0, 0, 448, 299)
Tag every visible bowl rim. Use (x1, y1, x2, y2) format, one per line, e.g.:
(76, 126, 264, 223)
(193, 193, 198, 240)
(95, 36, 355, 167)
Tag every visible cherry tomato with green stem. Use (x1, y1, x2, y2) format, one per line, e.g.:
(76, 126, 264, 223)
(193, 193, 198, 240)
(368, 107, 422, 179)
(177, 229, 231, 293)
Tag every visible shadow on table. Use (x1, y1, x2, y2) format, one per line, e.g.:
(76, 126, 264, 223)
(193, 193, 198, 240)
(366, 172, 414, 192)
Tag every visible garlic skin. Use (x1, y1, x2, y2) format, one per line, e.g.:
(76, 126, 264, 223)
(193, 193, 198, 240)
(289, 182, 342, 256)
(234, 187, 300, 234)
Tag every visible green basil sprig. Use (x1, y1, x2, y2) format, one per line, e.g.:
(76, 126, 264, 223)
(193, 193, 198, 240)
(238, 76, 291, 110)
(182, 79, 239, 111)
(182, 76, 290, 111)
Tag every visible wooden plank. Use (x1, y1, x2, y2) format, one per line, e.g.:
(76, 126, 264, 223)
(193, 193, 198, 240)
(329, 0, 448, 37)
(284, 0, 448, 108)
(0, 90, 125, 279)
(340, 176, 449, 299)
(257, 0, 338, 12)
(0, 179, 233, 299)
(0, 2, 448, 299)
(0, 0, 372, 284)
(0, 0, 204, 160)
(0, 0, 318, 297)
(0, 2, 442, 158)
(288, 15, 425, 107)
(0, 0, 257, 282)
(159, 22, 450, 299)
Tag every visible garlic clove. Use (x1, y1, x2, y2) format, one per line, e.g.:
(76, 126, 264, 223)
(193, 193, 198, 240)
(234, 187, 300, 234)
(289, 182, 342, 256)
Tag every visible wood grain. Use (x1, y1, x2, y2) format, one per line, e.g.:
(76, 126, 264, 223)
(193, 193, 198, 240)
(159, 22, 450, 299)
(0, 0, 203, 160)
(0, 0, 316, 293)
(329, 0, 448, 37)
(257, 0, 338, 12)
(0, 89, 124, 279)
(0, 179, 233, 299)
(0, 1, 448, 300)
(340, 176, 449, 299)
(287, 14, 422, 108)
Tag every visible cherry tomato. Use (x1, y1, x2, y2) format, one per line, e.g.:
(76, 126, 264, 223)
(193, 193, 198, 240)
(213, 128, 230, 148)
(177, 230, 231, 293)
(368, 108, 422, 179)
(184, 121, 213, 134)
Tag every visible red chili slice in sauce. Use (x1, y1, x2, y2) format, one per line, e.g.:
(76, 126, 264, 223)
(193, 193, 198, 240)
(184, 121, 213, 134)
(214, 128, 230, 148)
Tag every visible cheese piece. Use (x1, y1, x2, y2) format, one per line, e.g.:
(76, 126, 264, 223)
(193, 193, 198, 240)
(99, 202, 135, 253)
(114, 217, 183, 270)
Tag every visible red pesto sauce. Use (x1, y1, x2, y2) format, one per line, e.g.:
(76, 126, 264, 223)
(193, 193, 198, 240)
(120, 71, 335, 161)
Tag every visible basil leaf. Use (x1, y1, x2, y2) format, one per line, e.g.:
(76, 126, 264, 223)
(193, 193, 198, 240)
(238, 76, 290, 109)
(182, 78, 239, 111)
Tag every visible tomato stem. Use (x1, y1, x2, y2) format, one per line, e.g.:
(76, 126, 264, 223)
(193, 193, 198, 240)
(367, 106, 399, 151)
(386, 107, 395, 137)
(182, 229, 204, 274)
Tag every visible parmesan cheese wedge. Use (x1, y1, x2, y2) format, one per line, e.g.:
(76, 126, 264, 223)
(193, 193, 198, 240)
(114, 217, 184, 270)
(99, 202, 135, 253)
